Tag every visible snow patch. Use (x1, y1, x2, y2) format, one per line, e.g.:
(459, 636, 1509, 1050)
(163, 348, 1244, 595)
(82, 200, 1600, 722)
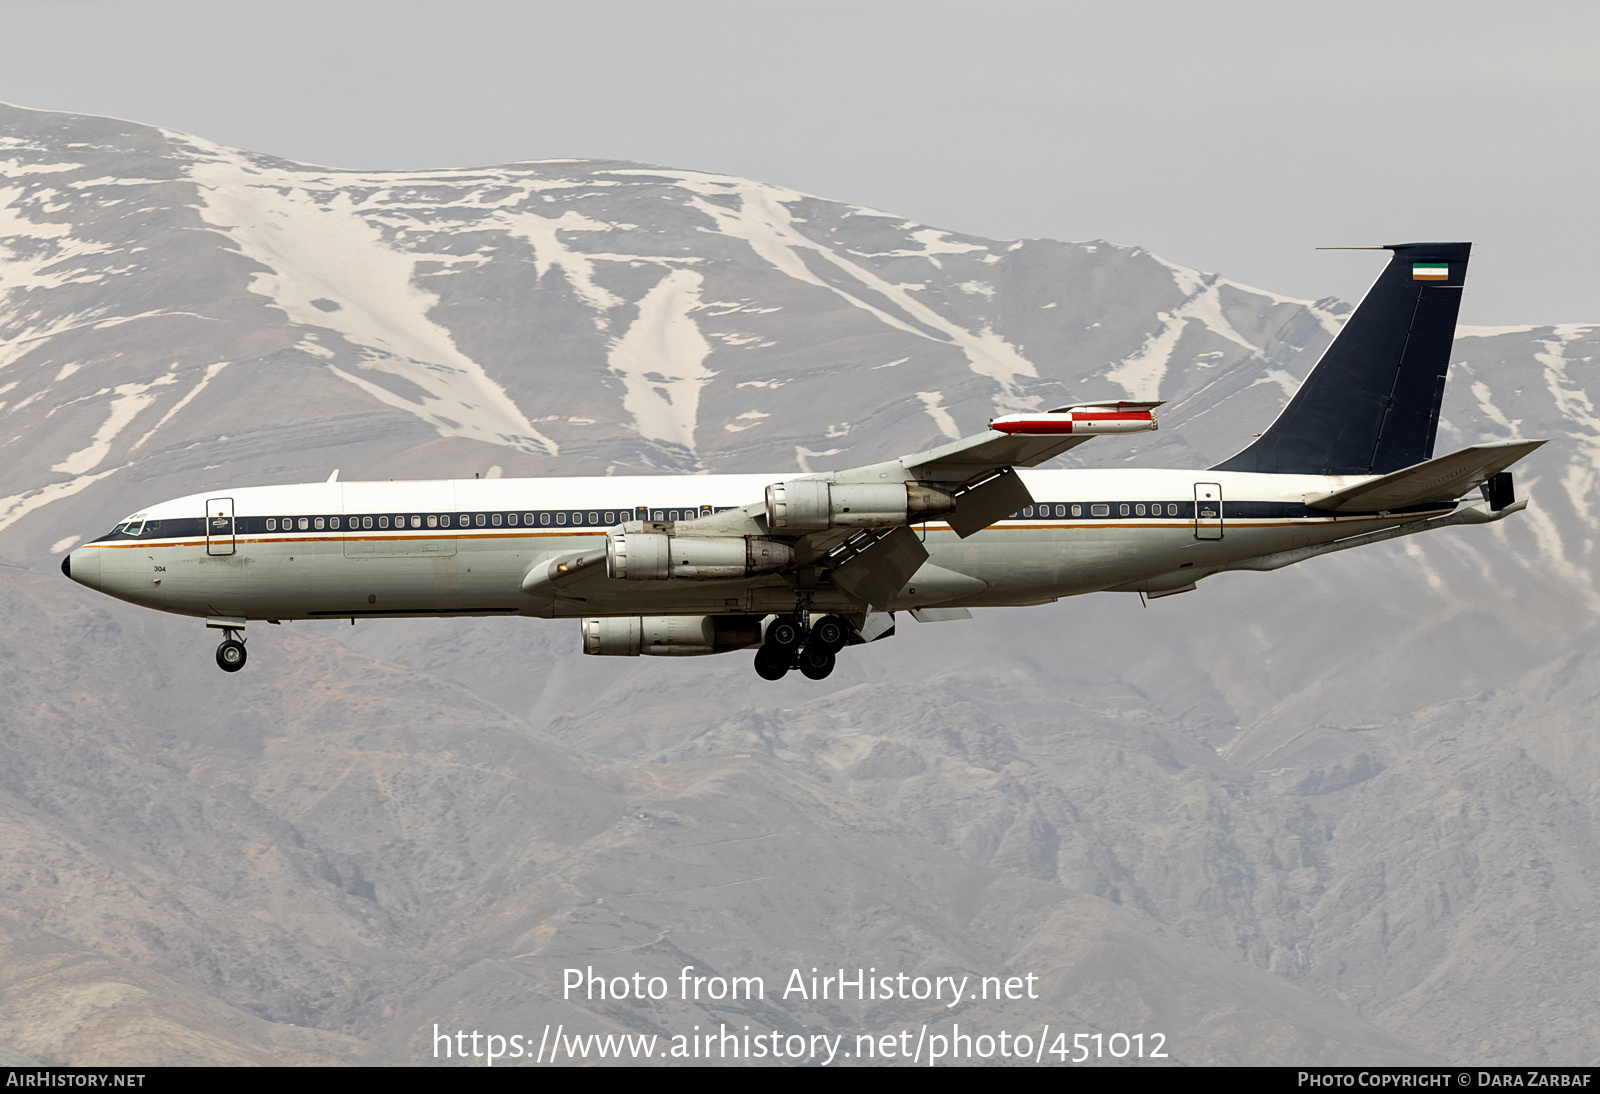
(0, 462, 126, 535)
(52, 375, 177, 474)
(1249, 370, 1300, 398)
(496, 208, 624, 316)
(132, 362, 230, 451)
(606, 267, 715, 455)
(916, 391, 962, 439)
(634, 169, 1039, 409)
(1457, 325, 1540, 338)
(724, 410, 770, 434)
(795, 446, 844, 474)
(1469, 381, 1523, 438)
(1534, 325, 1599, 531)
(1105, 274, 1263, 399)
(186, 148, 557, 456)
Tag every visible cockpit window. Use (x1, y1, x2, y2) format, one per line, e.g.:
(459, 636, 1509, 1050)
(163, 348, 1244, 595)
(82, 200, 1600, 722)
(126, 520, 145, 537)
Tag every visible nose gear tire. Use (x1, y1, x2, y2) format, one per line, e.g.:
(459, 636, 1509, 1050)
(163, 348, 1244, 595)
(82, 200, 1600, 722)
(216, 639, 247, 673)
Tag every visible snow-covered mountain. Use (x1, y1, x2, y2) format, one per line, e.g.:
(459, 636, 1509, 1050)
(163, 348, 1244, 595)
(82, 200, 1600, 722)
(1, 101, 1597, 1064)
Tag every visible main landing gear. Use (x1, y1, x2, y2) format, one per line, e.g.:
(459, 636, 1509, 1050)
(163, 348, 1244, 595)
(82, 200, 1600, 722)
(753, 613, 851, 681)
(215, 629, 247, 673)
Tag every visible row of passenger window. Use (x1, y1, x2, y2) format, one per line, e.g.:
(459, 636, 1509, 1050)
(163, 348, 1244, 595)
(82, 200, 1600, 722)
(1020, 502, 1191, 518)
(256, 508, 712, 533)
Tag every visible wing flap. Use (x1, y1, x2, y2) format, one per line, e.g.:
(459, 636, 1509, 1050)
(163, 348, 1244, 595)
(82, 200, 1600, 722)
(1305, 439, 1546, 512)
(946, 467, 1034, 538)
(827, 526, 930, 610)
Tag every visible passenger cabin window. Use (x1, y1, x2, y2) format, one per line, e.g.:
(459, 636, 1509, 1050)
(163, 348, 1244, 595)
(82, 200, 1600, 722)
(492, 513, 502, 526)
(1135, 504, 1146, 516)
(362, 516, 373, 530)
(378, 516, 389, 529)
(1072, 505, 1082, 517)
(540, 513, 550, 526)
(298, 517, 309, 531)
(525, 513, 535, 525)
(266, 518, 276, 531)
(588, 511, 598, 524)
(314, 517, 325, 530)
(1090, 504, 1109, 517)
(507, 513, 517, 526)
(331, 517, 341, 529)
(1168, 503, 1179, 516)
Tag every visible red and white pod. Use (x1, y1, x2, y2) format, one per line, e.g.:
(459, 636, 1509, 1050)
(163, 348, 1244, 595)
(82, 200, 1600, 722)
(989, 401, 1161, 436)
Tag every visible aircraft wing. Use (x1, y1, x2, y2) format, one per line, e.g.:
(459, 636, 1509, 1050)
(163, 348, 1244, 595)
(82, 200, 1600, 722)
(1304, 439, 1547, 512)
(900, 401, 1163, 482)
(522, 402, 1163, 611)
(879, 401, 1164, 538)
(900, 429, 1095, 480)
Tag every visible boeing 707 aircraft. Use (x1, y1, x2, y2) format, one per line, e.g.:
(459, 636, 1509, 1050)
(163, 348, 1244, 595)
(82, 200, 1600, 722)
(62, 242, 1543, 681)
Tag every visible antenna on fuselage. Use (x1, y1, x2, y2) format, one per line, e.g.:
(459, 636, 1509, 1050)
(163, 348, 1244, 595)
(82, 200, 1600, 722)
(327, 469, 339, 483)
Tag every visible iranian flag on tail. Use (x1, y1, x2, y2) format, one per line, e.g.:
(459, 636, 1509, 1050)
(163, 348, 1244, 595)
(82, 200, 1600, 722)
(1412, 263, 1450, 280)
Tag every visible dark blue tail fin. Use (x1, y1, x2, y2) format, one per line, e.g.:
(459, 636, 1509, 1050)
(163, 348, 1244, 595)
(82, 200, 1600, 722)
(1213, 242, 1470, 475)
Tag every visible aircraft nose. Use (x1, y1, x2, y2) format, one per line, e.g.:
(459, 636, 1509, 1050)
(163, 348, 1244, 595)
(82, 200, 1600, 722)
(64, 546, 100, 589)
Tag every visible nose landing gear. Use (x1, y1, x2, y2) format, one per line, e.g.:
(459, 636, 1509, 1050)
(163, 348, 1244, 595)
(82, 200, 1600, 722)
(215, 628, 247, 672)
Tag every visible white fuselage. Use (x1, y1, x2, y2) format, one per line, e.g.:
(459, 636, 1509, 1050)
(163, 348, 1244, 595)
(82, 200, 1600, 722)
(65, 468, 1449, 624)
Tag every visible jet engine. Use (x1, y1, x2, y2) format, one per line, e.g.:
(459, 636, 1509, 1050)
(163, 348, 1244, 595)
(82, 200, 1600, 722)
(764, 481, 955, 531)
(582, 615, 764, 656)
(606, 533, 793, 580)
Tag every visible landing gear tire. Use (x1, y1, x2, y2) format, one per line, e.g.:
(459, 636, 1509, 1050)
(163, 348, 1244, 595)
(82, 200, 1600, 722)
(754, 645, 790, 681)
(809, 614, 851, 653)
(764, 615, 804, 652)
(216, 638, 247, 673)
(798, 645, 836, 680)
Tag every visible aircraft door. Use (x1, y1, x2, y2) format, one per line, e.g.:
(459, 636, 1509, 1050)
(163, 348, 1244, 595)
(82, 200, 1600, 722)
(1193, 483, 1223, 540)
(206, 497, 236, 555)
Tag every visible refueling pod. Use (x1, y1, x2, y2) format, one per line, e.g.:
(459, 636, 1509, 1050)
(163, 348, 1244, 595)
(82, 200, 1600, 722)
(582, 615, 765, 656)
(764, 481, 954, 531)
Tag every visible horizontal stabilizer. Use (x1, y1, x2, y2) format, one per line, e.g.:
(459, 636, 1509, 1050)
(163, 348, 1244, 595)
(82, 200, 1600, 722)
(1304, 439, 1546, 512)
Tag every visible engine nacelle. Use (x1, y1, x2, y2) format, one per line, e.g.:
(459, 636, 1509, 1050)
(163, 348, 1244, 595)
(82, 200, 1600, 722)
(582, 615, 764, 657)
(763, 480, 954, 531)
(606, 533, 793, 580)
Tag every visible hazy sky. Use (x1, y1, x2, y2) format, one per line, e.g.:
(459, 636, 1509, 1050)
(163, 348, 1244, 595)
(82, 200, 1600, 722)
(3, 0, 1596, 324)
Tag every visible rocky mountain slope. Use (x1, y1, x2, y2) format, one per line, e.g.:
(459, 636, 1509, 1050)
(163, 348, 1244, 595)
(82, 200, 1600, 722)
(1, 101, 1595, 1064)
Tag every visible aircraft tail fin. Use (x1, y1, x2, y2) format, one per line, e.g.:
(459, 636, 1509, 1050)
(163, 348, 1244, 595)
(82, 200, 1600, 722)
(1213, 242, 1471, 475)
